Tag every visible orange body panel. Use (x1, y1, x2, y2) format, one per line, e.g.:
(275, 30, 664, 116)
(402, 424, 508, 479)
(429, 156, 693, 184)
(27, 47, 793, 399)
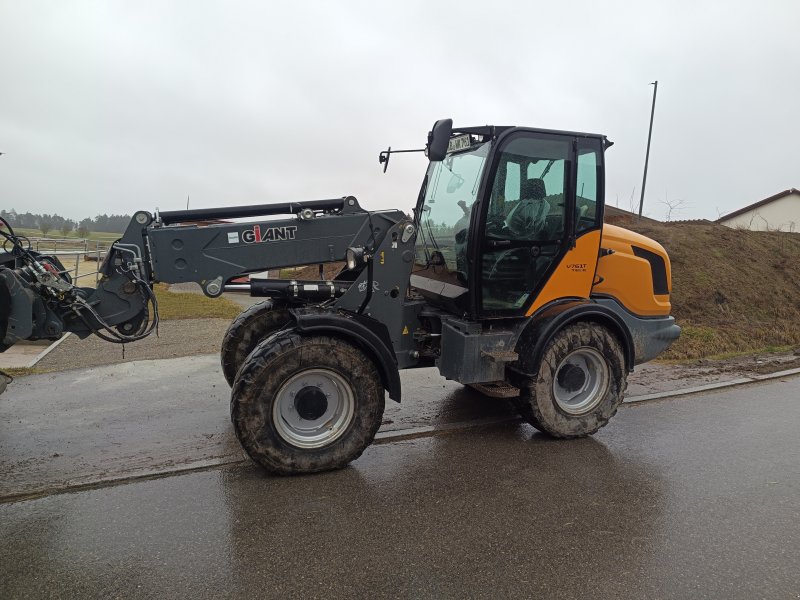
(593, 224, 672, 317)
(526, 230, 602, 315)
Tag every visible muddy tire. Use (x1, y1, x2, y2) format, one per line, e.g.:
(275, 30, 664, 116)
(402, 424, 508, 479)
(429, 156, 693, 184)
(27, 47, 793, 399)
(516, 322, 627, 438)
(512, 397, 545, 432)
(220, 300, 290, 387)
(231, 334, 385, 475)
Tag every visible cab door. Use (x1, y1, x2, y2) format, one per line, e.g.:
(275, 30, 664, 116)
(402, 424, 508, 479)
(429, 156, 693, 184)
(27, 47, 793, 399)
(475, 132, 604, 317)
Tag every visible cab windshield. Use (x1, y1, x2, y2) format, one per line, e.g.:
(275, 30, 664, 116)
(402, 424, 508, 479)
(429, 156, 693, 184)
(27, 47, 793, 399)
(414, 141, 491, 281)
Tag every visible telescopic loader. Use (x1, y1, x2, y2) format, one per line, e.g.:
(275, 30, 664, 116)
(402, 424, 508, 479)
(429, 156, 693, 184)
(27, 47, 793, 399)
(0, 119, 680, 474)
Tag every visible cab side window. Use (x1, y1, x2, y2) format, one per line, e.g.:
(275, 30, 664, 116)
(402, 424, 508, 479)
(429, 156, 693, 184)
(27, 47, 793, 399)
(486, 137, 568, 242)
(576, 140, 602, 232)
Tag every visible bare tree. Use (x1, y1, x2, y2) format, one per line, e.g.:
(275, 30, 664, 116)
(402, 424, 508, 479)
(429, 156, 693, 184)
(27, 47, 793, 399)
(39, 221, 52, 236)
(660, 192, 689, 222)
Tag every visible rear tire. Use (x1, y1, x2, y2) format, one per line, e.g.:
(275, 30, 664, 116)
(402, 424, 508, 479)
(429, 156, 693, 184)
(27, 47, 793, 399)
(231, 334, 385, 474)
(516, 322, 627, 438)
(220, 300, 290, 387)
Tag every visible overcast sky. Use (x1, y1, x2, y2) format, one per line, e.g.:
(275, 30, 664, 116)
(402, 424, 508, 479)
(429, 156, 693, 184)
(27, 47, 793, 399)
(0, 0, 798, 222)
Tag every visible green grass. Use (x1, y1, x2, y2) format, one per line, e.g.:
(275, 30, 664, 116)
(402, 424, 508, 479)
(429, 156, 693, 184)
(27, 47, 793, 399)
(154, 284, 241, 320)
(702, 345, 796, 361)
(1, 367, 43, 378)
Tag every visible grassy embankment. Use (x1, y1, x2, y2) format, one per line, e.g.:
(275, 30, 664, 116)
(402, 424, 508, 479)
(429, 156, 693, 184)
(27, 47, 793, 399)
(615, 218, 800, 360)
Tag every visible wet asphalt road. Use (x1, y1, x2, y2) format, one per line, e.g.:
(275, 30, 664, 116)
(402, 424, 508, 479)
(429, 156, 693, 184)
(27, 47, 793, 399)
(0, 354, 720, 500)
(0, 358, 515, 499)
(2, 376, 799, 599)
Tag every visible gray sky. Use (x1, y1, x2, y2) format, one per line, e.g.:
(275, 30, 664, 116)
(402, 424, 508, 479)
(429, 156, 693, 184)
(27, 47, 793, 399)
(1, 0, 798, 221)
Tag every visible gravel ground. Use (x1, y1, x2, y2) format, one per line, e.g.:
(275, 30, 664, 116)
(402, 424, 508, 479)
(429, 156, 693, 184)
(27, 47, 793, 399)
(36, 319, 231, 373)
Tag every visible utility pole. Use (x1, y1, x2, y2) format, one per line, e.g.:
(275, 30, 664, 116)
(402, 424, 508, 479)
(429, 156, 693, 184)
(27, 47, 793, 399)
(638, 80, 658, 218)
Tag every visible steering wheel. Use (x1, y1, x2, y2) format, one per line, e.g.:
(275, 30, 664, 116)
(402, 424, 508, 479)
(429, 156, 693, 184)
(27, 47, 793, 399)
(505, 199, 550, 239)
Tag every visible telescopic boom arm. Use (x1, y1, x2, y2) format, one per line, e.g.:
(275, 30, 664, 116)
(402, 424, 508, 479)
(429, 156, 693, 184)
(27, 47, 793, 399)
(0, 196, 404, 352)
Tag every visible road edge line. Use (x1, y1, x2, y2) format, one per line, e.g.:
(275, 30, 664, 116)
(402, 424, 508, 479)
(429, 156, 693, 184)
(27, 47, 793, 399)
(624, 367, 800, 404)
(0, 456, 249, 505)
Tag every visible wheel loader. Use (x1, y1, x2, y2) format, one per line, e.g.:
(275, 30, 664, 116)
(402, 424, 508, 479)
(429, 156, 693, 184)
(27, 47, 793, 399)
(0, 119, 680, 474)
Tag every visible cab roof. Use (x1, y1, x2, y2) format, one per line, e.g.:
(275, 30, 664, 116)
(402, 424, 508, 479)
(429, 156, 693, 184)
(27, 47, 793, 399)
(453, 125, 613, 148)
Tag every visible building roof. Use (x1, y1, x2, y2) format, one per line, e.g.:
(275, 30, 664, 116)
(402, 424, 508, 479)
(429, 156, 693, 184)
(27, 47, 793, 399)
(716, 188, 800, 223)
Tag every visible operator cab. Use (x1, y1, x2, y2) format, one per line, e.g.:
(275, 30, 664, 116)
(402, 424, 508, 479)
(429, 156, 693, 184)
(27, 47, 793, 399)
(411, 120, 607, 319)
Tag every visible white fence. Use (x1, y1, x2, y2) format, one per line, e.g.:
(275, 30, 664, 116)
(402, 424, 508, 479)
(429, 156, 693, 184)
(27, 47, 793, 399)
(25, 238, 110, 285)
(24, 236, 108, 254)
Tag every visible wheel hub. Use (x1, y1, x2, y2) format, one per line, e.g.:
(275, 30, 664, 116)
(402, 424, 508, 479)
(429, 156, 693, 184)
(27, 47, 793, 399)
(294, 386, 329, 420)
(552, 348, 609, 415)
(273, 368, 355, 449)
(557, 363, 586, 393)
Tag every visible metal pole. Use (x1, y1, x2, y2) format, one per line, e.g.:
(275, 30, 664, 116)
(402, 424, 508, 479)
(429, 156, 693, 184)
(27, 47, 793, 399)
(638, 80, 658, 218)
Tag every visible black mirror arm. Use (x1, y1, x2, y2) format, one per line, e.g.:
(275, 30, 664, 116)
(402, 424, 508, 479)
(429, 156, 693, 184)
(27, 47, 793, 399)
(377, 147, 426, 173)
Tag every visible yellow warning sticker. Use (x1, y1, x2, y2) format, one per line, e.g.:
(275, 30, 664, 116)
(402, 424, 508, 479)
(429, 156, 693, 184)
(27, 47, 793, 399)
(402, 326, 409, 335)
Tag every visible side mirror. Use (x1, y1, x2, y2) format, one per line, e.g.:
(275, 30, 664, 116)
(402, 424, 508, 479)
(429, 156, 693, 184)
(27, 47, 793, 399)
(427, 119, 453, 162)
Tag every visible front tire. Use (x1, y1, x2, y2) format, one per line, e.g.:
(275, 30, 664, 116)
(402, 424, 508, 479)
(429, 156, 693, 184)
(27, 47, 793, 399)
(231, 334, 385, 474)
(220, 300, 290, 387)
(516, 322, 627, 438)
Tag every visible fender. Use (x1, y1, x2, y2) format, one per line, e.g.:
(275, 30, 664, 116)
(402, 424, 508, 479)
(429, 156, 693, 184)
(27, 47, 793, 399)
(288, 307, 402, 403)
(507, 299, 636, 385)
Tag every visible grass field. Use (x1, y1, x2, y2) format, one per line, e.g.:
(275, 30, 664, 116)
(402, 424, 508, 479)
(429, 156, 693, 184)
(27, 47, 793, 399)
(7, 226, 121, 243)
(154, 284, 242, 320)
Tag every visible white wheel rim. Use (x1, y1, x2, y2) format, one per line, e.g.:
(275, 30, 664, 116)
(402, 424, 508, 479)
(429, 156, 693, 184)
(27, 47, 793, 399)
(552, 347, 609, 415)
(272, 369, 355, 449)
